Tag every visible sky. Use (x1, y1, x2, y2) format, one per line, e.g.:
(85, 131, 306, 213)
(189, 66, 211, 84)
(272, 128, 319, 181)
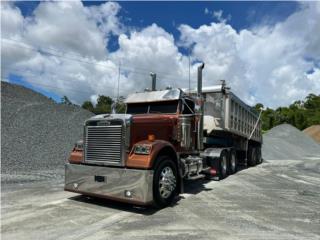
(1, 1, 320, 108)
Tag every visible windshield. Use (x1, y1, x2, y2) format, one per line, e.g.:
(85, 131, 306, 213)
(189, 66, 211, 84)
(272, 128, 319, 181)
(126, 100, 178, 114)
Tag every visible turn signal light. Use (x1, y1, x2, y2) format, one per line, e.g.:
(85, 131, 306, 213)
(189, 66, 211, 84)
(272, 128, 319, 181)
(148, 134, 155, 141)
(210, 168, 217, 176)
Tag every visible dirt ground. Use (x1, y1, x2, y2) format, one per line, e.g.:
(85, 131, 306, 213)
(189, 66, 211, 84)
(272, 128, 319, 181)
(1, 157, 320, 240)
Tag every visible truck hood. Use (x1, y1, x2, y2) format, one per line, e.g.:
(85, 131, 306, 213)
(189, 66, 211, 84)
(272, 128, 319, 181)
(86, 113, 132, 123)
(86, 113, 178, 123)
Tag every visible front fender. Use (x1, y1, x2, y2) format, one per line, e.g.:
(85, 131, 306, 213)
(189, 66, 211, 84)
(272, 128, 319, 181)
(127, 140, 176, 169)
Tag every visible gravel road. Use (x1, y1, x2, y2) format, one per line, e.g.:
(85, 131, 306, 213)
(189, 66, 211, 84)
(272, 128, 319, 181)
(2, 156, 320, 240)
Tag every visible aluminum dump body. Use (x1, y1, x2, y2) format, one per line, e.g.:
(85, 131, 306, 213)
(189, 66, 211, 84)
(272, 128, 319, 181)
(191, 85, 262, 143)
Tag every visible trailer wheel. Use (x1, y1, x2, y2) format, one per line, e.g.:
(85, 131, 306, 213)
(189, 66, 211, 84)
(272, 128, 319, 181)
(219, 150, 228, 180)
(248, 147, 257, 166)
(256, 147, 262, 164)
(228, 149, 237, 174)
(153, 156, 178, 208)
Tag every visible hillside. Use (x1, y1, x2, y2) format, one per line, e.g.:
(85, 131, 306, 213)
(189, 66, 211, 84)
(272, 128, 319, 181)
(303, 125, 320, 144)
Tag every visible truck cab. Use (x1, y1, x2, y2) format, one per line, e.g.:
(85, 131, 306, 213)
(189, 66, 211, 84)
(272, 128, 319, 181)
(65, 88, 204, 207)
(65, 65, 262, 208)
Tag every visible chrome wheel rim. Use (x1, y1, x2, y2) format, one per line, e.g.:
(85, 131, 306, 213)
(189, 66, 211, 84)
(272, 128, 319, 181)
(222, 155, 227, 175)
(159, 166, 176, 199)
(231, 154, 236, 171)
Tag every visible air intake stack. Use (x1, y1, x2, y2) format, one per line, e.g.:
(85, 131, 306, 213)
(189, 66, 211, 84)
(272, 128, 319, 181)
(197, 63, 205, 151)
(150, 72, 157, 91)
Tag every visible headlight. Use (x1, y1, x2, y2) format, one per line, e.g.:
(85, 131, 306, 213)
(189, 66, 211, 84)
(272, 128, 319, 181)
(134, 144, 152, 155)
(74, 140, 83, 150)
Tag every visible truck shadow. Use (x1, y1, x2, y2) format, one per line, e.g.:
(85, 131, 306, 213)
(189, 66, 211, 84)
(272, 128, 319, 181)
(69, 195, 159, 215)
(181, 164, 256, 195)
(68, 164, 259, 215)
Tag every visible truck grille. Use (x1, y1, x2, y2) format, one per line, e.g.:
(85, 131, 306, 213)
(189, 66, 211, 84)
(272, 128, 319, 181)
(85, 125, 123, 165)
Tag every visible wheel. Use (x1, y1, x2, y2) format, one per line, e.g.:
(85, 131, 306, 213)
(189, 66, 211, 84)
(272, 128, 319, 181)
(228, 149, 237, 174)
(248, 147, 257, 166)
(256, 147, 262, 164)
(219, 150, 228, 180)
(153, 156, 178, 208)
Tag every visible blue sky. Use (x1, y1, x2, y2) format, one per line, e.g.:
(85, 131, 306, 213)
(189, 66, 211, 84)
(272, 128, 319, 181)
(2, 1, 319, 107)
(15, 1, 300, 53)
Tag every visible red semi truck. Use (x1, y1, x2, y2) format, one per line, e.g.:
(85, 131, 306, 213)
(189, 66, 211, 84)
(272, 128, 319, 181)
(65, 64, 262, 208)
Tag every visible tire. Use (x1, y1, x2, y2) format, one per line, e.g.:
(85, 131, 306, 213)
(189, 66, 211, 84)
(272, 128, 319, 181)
(228, 149, 237, 174)
(219, 150, 228, 180)
(248, 147, 257, 167)
(153, 156, 178, 208)
(256, 147, 262, 164)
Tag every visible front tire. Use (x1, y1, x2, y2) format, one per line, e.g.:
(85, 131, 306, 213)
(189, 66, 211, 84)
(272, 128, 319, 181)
(153, 156, 178, 208)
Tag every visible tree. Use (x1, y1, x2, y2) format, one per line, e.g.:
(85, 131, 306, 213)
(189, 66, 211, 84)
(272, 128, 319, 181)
(61, 96, 72, 105)
(82, 101, 94, 112)
(254, 103, 264, 112)
(94, 95, 113, 114)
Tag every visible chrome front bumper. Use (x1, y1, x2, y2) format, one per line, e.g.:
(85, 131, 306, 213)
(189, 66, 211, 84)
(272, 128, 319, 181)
(65, 163, 154, 205)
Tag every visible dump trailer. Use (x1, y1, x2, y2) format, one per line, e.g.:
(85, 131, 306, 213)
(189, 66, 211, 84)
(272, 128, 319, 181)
(65, 64, 262, 208)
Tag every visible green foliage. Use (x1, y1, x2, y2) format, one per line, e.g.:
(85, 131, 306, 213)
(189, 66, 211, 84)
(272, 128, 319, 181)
(94, 95, 113, 114)
(61, 95, 72, 105)
(255, 93, 320, 131)
(115, 96, 126, 113)
(82, 101, 94, 112)
(81, 95, 126, 114)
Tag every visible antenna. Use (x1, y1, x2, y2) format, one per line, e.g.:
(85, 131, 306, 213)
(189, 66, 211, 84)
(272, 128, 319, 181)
(117, 61, 121, 100)
(188, 52, 191, 95)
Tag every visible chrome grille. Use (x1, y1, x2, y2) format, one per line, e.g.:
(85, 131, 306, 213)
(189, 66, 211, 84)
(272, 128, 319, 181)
(85, 125, 123, 165)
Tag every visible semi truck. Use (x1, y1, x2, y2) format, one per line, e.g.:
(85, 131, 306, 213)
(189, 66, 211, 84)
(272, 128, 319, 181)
(65, 63, 262, 208)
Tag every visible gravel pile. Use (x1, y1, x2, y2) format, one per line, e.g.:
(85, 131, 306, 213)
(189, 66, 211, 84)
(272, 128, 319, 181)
(303, 125, 320, 144)
(1, 82, 93, 181)
(262, 123, 320, 160)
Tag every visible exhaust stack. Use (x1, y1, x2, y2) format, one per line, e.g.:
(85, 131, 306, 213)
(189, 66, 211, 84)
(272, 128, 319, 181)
(197, 63, 205, 151)
(150, 72, 156, 91)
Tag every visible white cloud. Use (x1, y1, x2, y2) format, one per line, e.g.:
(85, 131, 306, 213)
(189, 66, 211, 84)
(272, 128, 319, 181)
(1, 1, 319, 108)
(85, 1, 123, 37)
(110, 23, 190, 92)
(179, 2, 320, 107)
(1, 1, 122, 103)
(24, 1, 109, 59)
(213, 10, 223, 22)
(204, 8, 231, 23)
(1, 2, 24, 39)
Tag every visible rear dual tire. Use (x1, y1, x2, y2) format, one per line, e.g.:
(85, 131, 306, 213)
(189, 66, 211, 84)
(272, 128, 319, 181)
(248, 147, 257, 166)
(219, 150, 228, 180)
(256, 147, 262, 164)
(228, 150, 237, 175)
(248, 146, 262, 166)
(219, 149, 238, 180)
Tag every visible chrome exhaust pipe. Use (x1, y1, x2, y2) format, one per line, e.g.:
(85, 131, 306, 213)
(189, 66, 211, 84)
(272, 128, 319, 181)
(150, 72, 156, 91)
(197, 63, 205, 150)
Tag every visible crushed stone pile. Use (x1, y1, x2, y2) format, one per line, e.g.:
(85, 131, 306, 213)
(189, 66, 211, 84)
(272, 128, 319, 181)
(1, 82, 94, 180)
(303, 125, 320, 144)
(262, 124, 320, 160)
